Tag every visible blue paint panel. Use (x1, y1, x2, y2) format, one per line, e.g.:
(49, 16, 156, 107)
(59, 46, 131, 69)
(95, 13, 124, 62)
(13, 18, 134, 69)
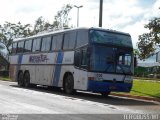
(87, 80, 132, 92)
(56, 52, 64, 64)
(18, 54, 23, 64)
(53, 52, 64, 86)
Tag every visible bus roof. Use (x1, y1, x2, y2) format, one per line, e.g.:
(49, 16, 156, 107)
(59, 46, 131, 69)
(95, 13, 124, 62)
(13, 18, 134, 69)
(13, 27, 130, 42)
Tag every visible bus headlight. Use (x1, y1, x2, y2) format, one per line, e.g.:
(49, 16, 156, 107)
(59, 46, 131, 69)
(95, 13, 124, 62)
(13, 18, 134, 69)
(124, 79, 132, 83)
(96, 77, 103, 81)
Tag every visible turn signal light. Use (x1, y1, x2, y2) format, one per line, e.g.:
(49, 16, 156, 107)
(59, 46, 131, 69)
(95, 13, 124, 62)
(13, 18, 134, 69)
(88, 77, 95, 80)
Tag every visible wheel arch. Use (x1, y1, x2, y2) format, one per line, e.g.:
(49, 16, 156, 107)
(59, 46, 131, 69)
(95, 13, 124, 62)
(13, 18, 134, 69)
(24, 70, 30, 76)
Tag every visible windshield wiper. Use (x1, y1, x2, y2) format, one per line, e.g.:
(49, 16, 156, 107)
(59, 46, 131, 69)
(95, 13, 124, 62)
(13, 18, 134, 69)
(117, 64, 126, 75)
(118, 65, 133, 75)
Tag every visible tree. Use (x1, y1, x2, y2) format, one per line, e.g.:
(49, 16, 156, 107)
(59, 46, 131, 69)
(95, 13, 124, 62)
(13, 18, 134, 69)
(33, 16, 53, 34)
(0, 4, 73, 50)
(33, 4, 73, 34)
(137, 15, 160, 60)
(133, 48, 140, 57)
(0, 22, 33, 50)
(53, 4, 72, 29)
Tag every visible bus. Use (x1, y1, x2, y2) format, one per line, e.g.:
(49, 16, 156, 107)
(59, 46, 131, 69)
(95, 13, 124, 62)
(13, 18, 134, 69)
(9, 27, 135, 96)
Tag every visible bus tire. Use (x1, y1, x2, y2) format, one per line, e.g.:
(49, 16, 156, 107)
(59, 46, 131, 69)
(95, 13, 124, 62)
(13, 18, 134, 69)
(64, 74, 74, 94)
(18, 72, 24, 87)
(24, 72, 31, 88)
(100, 91, 110, 98)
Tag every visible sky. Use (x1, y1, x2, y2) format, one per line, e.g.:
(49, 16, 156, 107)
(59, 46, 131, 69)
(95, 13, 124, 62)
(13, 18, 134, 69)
(0, 0, 160, 49)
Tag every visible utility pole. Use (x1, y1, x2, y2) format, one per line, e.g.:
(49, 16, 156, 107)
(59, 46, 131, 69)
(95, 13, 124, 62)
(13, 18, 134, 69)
(99, 0, 103, 27)
(74, 5, 83, 27)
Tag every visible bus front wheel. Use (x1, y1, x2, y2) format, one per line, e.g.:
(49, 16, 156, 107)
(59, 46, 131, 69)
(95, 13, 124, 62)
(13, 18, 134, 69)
(18, 72, 24, 87)
(64, 74, 74, 94)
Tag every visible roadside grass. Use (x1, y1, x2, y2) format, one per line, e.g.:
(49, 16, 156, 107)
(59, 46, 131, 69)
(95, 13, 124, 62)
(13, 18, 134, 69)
(130, 79, 160, 98)
(0, 76, 11, 81)
(134, 77, 160, 81)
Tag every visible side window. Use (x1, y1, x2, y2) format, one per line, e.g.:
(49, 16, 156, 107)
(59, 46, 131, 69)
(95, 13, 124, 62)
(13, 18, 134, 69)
(32, 38, 41, 52)
(81, 49, 87, 67)
(56, 34, 63, 50)
(41, 36, 51, 52)
(76, 30, 88, 48)
(17, 41, 24, 53)
(51, 34, 63, 51)
(74, 48, 88, 69)
(63, 32, 76, 50)
(118, 54, 131, 66)
(51, 36, 57, 51)
(24, 40, 32, 53)
(125, 55, 131, 66)
(74, 50, 81, 67)
(11, 43, 17, 54)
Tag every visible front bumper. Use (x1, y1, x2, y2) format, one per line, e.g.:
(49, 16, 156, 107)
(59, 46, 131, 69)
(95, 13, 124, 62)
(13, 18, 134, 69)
(87, 80, 132, 92)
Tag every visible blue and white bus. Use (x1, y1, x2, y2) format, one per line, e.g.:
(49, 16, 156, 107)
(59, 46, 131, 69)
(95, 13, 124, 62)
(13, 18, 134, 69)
(9, 27, 134, 96)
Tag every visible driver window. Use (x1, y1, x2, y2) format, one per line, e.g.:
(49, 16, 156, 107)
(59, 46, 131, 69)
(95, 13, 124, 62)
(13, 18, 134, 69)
(125, 55, 131, 65)
(118, 54, 131, 66)
(74, 48, 88, 69)
(118, 56, 123, 64)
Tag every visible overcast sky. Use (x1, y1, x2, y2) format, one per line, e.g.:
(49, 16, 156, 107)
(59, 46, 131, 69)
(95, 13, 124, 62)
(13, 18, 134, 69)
(0, 0, 160, 48)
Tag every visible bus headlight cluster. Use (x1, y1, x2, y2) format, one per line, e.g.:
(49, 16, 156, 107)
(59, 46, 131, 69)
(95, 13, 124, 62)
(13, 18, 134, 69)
(124, 79, 132, 83)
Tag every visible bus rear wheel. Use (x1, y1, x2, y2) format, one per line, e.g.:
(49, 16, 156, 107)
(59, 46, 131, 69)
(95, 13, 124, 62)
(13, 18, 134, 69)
(24, 72, 31, 88)
(18, 72, 24, 87)
(64, 74, 74, 94)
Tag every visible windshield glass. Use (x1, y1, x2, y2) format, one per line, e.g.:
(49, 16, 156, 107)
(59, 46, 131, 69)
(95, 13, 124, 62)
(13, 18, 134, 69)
(90, 45, 133, 75)
(90, 30, 132, 48)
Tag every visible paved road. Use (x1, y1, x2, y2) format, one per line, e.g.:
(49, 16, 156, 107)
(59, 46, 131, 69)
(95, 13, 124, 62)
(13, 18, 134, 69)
(0, 80, 159, 120)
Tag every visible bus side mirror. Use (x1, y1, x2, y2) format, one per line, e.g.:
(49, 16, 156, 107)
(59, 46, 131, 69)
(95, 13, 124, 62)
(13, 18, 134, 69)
(134, 56, 137, 67)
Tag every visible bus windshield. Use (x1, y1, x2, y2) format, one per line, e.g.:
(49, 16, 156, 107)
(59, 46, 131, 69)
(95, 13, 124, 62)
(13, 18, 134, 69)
(90, 45, 133, 75)
(90, 29, 132, 48)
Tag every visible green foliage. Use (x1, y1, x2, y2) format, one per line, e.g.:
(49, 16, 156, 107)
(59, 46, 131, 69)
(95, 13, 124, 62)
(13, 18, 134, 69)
(137, 16, 160, 60)
(133, 48, 140, 57)
(134, 67, 148, 77)
(33, 4, 72, 34)
(0, 76, 10, 81)
(33, 16, 53, 35)
(0, 22, 33, 50)
(33, 4, 73, 34)
(131, 80, 160, 98)
(53, 4, 73, 29)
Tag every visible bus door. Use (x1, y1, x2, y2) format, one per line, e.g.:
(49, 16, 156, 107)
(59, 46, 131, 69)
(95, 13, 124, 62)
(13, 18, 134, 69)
(74, 48, 88, 90)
